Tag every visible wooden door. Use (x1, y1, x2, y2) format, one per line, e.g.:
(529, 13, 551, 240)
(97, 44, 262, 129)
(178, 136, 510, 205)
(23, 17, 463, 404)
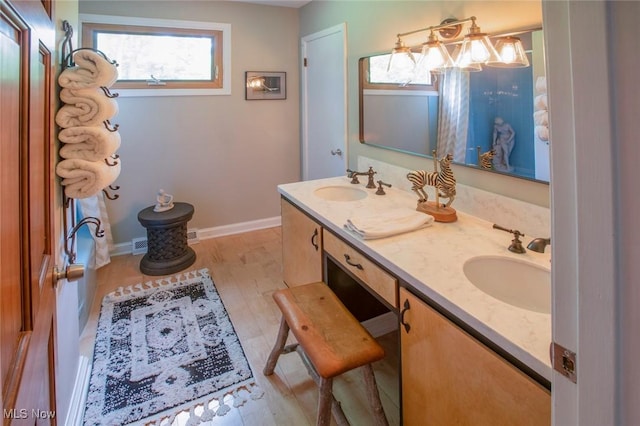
(1, 0, 57, 423)
(280, 198, 322, 287)
(399, 287, 550, 425)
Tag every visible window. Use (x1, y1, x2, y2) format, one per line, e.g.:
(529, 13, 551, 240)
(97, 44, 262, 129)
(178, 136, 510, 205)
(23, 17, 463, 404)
(80, 15, 231, 96)
(362, 53, 436, 91)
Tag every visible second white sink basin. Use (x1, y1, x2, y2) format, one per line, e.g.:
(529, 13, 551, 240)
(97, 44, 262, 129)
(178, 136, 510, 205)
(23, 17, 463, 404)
(463, 255, 551, 314)
(313, 185, 368, 201)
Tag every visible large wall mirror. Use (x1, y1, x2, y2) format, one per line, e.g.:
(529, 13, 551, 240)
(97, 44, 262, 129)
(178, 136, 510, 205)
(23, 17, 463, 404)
(359, 28, 549, 183)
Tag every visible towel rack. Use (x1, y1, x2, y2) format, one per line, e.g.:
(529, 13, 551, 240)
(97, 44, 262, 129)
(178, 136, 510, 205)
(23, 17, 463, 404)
(103, 185, 120, 201)
(100, 86, 119, 98)
(104, 119, 119, 132)
(59, 20, 123, 264)
(62, 45, 119, 71)
(105, 154, 120, 166)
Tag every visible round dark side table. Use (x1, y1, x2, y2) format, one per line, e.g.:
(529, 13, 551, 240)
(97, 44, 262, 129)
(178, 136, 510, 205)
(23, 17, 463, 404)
(137, 202, 196, 276)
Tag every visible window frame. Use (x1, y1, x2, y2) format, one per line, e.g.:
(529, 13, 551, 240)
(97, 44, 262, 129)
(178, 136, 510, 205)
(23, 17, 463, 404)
(79, 14, 231, 97)
(360, 54, 438, 92)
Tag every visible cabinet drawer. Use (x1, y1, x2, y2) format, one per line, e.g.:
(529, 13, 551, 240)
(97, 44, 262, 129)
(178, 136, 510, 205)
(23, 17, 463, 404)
(323, 231, 397, 308)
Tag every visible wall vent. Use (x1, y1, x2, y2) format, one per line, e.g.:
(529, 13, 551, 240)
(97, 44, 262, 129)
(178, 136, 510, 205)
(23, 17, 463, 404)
(130, 228, 199, 255)
(187, 228, 199, 244)
(131, 237, 148, 255)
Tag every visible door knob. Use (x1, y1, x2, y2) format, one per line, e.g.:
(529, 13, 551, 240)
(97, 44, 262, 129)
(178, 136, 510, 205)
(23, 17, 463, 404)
(331, 148, 343, 156)
(53, 263, 85, 284)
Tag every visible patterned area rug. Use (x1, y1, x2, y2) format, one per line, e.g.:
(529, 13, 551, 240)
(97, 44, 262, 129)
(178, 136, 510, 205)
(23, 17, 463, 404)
(83, 268, 261, 425)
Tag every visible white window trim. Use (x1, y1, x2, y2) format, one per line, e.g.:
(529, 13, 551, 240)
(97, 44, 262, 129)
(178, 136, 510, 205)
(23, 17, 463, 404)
(79, 14, 231, 97)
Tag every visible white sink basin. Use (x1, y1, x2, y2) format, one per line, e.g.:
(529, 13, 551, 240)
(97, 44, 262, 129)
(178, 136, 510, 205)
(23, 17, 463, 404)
(463, 255, 551, 314)
(313, 185, 368, 201)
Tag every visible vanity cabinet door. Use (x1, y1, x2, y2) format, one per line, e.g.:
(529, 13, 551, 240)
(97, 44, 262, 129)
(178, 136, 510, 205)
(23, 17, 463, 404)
(281, 198, 323, 287)
(399, 287, 550, 426)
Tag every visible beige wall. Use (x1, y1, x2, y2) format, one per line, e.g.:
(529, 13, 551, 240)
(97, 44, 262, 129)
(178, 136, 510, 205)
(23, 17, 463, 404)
(79, 1, 301, 245)
(300, 0, 549, 208)
(80, 0, 548, 246)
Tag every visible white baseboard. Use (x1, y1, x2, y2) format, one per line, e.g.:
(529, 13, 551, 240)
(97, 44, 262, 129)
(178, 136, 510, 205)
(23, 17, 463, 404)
(362, 311, 398, 338)
(111, 216, 281, 257)
(111, 242, 133, 257)
(65, 356, 91, 426)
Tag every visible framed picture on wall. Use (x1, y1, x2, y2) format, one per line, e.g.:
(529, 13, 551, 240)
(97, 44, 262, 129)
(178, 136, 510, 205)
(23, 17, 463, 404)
(245, 71, 286, 100)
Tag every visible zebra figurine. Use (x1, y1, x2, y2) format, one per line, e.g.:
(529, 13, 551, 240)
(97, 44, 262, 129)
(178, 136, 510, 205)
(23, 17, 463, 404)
(406, 153, 457, 208)
(479, 149, 496, 170)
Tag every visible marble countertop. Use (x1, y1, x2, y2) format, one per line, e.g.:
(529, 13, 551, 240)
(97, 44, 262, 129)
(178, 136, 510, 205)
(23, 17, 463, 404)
(278, 176, 552, 382)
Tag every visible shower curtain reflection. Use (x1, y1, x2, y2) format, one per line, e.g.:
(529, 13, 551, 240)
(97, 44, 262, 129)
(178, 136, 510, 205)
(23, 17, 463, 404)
(436, 68, 470, 162)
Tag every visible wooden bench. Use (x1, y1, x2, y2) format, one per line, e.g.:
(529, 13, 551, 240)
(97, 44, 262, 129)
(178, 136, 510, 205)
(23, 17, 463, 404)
(263, 281, 388, 426)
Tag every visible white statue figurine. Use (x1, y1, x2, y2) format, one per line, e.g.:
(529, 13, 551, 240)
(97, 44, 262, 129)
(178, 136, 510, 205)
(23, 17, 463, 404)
(492, 117, 515, 172)
(154, 189, 174, 212)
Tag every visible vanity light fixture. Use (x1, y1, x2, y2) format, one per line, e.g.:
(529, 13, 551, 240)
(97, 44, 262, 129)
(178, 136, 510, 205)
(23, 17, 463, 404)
(389, 17, 464, 76)
(389, 16, 530, 77)
(490, 36, 530, 68)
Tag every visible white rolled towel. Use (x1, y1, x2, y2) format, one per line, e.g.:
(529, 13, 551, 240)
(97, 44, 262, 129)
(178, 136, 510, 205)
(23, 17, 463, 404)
(56, 157, 121, 199)
(58, 50, 118, 89)
(59, 127, 121, 161)
(55, 88, 118, 128)
(533, 110, 548, 126)
(534, 94, 548, 111)
(535, 125, 549, 142)
(344, 207, 434, 240)
(536, 76, 547, 94)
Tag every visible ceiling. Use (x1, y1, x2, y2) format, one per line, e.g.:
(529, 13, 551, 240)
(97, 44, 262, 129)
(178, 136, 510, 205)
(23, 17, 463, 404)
(227, 0, 311, 8)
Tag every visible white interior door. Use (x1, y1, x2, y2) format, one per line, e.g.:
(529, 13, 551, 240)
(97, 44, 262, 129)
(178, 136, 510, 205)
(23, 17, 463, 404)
(544, 1, 619, 425)
(301, 23, 347, 180)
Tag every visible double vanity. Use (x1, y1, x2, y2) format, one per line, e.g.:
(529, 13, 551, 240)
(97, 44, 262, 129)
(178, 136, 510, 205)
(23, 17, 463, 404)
(278, 169, 551, 425)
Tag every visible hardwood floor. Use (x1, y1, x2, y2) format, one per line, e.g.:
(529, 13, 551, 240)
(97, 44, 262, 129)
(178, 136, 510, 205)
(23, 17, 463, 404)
(79, 227, 400, 425)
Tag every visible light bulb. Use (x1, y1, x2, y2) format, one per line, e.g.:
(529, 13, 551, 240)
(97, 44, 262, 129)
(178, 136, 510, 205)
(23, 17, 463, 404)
(500, 44, 517, 64)
(418, 32, 453, 73)
(452, 44, 482, 72)
(425, 49, 445, 68)
(387, 45, 417, 85)
(470, 40, 489, 62)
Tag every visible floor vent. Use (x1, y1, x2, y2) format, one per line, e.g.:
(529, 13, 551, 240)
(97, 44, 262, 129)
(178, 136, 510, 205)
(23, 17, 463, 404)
(131, 228, 199, 255)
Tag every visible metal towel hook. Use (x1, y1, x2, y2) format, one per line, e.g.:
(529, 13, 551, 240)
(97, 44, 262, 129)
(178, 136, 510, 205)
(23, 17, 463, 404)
(64, 216, 104, 263)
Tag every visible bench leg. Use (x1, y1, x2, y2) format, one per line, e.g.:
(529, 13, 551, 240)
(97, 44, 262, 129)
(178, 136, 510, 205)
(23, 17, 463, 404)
(362, 363, 389, 426)
(294, 346, 349, 426)
(317, 377, 333, 426)
(263, 316, 290, 376)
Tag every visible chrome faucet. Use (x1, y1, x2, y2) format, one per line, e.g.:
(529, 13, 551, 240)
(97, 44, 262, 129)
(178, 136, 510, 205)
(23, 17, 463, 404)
(527, 237, 551, 253)
(346, 166, 377, 188)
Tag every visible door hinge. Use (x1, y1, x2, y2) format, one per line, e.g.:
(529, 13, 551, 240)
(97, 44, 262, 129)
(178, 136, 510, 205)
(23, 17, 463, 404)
(551, 342, 577, 383)
(304, 57, 308, 67)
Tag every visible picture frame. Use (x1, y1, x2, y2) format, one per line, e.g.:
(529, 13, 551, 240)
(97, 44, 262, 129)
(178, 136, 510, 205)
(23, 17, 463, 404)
(245, 71, 286, 100)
